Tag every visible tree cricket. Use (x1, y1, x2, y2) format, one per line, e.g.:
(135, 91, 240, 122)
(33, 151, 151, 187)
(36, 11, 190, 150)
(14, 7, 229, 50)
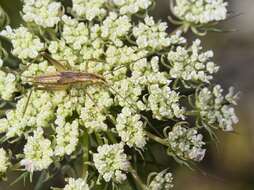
(22, 51, 141, 115)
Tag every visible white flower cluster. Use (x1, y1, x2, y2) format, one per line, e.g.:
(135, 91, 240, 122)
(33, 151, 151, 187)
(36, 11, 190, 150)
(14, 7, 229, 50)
(80, 86, 113, 133)
(196, 85, 238, 131)
(93, 143, 130, 183)
(104, 45, 146, 78)
(53, 90, 84, 126)
(168, 39, 219, 83)
(113, 0, 152, 15)
(148, 170, 174, 190)
(22, 60, 57, 78)
(116, 107, 146, 148)
(113, 78, 144, 109)
(129, 57, 178, 115)
(61, 15, 89, 50)
(48, 40, 78, 69)
(0, 26, 44, 59)
(173, 0, 228, 24)
(0, 70, 17, 100)
(167, 125, 206, 161)
(133, 16, 171, 50)
(62, 178, 89, 190)
(130, 56, 169, 86)
(20, 128, 53, 172)
(0, 0, 238, 188)
(100, 12, 131, 47)
(148, 84, 185, 120)
(112, 56, 185, 119)
(22, 0, 61, 27)
(0, 90, 55, 139)
(54, 120, 79, 157)
(72, 0, 106, 21)
(0, 148, 9, 177)
(80, 106, 108, 133)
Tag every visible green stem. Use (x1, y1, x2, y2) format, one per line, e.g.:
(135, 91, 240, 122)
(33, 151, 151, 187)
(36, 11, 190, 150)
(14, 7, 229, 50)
(80, 130, 89, 177)
(170, 23, 190, 35)
(106, 131, 117, 144)
(146, 131, 168, 146)
(185, 110, 199, 116)
(95, 132, 103, 146)
(129, 166, 148, 190)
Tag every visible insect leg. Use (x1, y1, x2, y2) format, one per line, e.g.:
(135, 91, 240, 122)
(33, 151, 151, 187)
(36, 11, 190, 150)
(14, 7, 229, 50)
(22, 89, 33, 116)
(56, 59, 72, 69)
(18, 62, 34, 75)
(35, 85, 68, 91)
(105, 84, 162, 137)
(84, 90, 102, 114)
(40, 52, 69, 71)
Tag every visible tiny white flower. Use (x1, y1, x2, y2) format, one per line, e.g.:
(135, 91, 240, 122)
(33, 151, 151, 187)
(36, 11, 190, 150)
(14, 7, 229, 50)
(20, 128, 53, 172)
(80, 106, 108, 133)
(113, 0, 152, 15)
(0, 148, 9, 177)
(93, 143, 130, 183)
(168, 39, 218, 83)
(61, 15, 89, 50)
(173, 0, 228, 24)
(22, 0, 61, 27)
(63, 178, 89, 190)
(54, 120, 79, 157)
(116, 107, 146, 148)
(72, 0, 106, 21)
(0, 71, 18, 100)
(168, 125, 206, 161)
(100, 12, 132, 46)
(149, 170, 174, 190)
(1, 26, 44, 59)
(196, 85, 238, 131)
(147, 84, 185, 120)
(133, 16, 172, 50)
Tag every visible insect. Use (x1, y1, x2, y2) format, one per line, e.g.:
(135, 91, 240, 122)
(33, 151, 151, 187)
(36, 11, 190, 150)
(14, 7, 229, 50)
(26, 69, 107, 90)
(22, 51, 141, 115)
(25, 52, 106, 90)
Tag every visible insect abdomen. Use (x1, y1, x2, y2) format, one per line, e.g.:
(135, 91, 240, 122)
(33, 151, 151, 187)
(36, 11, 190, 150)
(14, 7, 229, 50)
(34, 75, 62, 84)
(30, 72, 106, 86)
(61, 72, 106, 84)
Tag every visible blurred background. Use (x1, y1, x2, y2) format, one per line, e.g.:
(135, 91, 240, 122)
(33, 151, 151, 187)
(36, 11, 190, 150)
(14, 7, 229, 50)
(0, 0, 253, 189)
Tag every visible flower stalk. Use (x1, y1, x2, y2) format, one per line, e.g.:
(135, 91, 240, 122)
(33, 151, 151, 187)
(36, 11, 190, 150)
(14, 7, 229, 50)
(80, 129, 89, 178)
(129, 166, 148, 190)
(146, 131, 168, 146)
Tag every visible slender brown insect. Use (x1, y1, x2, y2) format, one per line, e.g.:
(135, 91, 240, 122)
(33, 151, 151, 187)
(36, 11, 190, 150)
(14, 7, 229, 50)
(25, 52, 107, 91)
(22, 52, 139, 115)
(26, 70, 107, 90)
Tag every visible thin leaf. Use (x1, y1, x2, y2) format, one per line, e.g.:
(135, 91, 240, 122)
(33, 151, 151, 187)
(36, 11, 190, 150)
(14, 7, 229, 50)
(10, 172, 29, 186)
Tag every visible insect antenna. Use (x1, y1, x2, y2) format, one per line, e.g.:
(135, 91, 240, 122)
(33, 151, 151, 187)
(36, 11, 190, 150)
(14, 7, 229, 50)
(106, 83, 161, 136)
(103, 55, 150, 77)
(17, 62, 35, 77)
(90, 54, 153, 113)
(101, 54, 155, 111)
(104, 83, 138, 112)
